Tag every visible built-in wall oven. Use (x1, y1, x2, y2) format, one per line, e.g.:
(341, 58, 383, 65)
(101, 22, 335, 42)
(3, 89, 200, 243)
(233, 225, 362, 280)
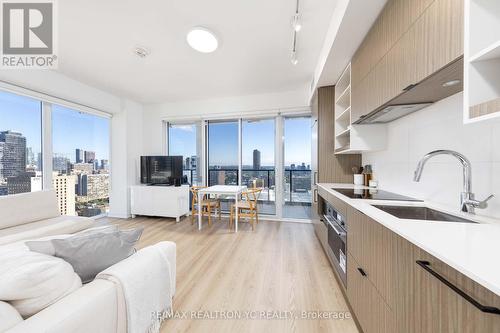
(323, 202, 347, 286)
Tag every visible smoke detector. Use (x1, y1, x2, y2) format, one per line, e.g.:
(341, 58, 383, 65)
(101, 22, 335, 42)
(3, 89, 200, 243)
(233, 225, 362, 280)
(133, 46, 150, 58)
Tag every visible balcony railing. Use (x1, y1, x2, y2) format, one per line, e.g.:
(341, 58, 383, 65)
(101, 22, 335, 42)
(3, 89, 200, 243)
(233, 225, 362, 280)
(199, 168, 311, 204)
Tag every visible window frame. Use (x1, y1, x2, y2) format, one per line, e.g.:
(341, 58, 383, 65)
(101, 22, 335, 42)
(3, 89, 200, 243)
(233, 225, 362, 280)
(0, 82, 112, 219)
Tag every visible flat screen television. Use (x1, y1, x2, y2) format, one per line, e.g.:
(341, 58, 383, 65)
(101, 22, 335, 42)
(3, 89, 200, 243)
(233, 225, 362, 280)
(140, 156, 183, 185)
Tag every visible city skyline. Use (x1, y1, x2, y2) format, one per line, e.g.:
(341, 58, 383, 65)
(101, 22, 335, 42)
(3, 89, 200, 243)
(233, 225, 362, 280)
(0, 92, 110, 162)
(169, 118, 312, 168)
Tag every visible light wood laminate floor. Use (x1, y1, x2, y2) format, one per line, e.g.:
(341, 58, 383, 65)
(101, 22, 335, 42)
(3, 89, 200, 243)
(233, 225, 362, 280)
(103, 215, 359, 333)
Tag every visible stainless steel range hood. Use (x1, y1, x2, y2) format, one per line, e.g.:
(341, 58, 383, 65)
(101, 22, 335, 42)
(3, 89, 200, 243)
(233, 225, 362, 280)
(355, 57, 463, 124)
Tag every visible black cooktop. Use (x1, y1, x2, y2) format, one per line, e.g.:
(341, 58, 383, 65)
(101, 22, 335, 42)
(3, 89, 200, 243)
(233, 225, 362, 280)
(334, 188, 422, 201)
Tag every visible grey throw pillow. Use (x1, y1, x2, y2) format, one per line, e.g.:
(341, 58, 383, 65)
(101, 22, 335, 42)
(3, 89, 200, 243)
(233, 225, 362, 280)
(28, 227, 143, 283)
(26, 225, 118, 256)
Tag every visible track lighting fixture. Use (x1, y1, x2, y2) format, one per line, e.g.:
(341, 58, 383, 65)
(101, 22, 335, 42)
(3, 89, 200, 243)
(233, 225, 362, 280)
(290, 0, 301, 65)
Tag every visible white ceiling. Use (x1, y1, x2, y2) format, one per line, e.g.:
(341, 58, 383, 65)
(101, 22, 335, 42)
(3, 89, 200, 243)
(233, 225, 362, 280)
(57, 0, 339, 104)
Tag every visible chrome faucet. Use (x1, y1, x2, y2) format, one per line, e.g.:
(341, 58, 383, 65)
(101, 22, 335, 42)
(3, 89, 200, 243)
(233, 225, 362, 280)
(413, 150, 494, 214)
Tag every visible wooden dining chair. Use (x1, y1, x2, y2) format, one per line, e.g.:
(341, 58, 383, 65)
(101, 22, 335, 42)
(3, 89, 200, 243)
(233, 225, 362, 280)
(190, 186, 221, 226)
(229, 188, 262, 231)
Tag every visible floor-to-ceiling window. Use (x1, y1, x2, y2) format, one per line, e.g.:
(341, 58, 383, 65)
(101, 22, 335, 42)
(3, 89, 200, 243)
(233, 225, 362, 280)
(0, 91, 42, 196)
(241, 118, 275, 215)
(207, 120, 239, 186)
(168, 122, 202, 185)
(52, 105, 110, 217)
(175, 113, 312, 220)
(283, 116, 312, 219)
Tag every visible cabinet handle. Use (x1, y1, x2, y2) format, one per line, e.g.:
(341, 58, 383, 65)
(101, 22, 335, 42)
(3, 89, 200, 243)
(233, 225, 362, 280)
(357, 268, 367, 277)
(403, 83, 417, 91)
(416, 260, 500, 315)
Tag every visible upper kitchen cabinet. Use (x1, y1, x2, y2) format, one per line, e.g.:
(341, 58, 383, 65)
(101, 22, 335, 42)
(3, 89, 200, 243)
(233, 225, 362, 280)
(334, 64, 387, 154)
(351, 0, 464, 125)
(464, 0, 500, 122)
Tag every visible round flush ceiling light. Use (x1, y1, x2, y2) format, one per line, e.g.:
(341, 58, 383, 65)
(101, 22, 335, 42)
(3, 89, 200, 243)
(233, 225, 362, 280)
(187, 27, 218, 53)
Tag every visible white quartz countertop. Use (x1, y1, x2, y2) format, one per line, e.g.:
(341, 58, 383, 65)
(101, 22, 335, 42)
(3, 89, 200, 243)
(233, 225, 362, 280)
(318, 183, 500, 297)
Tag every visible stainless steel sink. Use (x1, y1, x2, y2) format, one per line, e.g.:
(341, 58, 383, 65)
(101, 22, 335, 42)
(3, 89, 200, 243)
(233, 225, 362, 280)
(372, 205, 478, 223)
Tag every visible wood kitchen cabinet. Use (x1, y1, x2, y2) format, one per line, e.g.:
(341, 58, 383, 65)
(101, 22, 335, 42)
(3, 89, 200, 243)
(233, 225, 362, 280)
(351, 0, 463, 124)
(414, 0, 463, 83)
(347, 252, 395, 333)
(412, 248, 500, 333)
(351, 0, 434, 87)
(346, 204, 500, 333)
(347, 206, 396, 308)
(311, 87, 360, 260)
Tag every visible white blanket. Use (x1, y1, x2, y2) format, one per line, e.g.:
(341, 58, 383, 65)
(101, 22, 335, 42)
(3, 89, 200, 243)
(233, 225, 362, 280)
(97, 242, 174, 333)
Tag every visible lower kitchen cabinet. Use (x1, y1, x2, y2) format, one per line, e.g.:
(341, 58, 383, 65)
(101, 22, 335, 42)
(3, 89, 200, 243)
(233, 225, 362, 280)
(345, 204, 500, 333)
(347, 252, 395, 333)
(347, 206, 396, 307)
(412, 249, 500, 333)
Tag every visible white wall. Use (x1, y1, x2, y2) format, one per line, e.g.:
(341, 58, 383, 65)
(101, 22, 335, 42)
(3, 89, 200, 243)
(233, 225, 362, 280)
(109, 100, 144, 218)
(143, 89, 310, 155)
(363, 92, 500, 218)
(0, 70, 144, 218)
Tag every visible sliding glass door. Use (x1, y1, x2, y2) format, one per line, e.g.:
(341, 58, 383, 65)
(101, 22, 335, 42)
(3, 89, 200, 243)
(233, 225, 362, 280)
(241, 118, 275, 215)
(189, 114, 311, 220)
(207, 120, 239, 186)
(282, 116, 312, 219)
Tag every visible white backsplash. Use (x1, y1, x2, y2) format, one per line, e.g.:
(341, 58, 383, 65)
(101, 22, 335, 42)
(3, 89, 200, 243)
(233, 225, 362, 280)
(363, 92, 500, 219)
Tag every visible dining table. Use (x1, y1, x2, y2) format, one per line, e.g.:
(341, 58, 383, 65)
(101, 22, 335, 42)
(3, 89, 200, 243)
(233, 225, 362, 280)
(197, 185, 247, 232)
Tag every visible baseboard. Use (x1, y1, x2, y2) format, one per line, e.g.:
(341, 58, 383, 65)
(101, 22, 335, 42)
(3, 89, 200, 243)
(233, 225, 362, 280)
(107, 212, 131, 219)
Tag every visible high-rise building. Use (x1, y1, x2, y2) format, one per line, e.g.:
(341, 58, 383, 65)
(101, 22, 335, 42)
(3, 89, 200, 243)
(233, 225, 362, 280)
(37, 152, 42, 171)
(53, 174, 76, 216)
(100, 159, 109, 170)
(0, 185, 7, 196)
(26, 147, 35, 166)
(73, 163, 94, 174)
(185, 157, 191, 170)
(190, 155, 197, 170)
(253, 149, 261, 170)
(84, 151, 96, 163)
(0, 131, 27, 179)
(76, 173, 87, 196)
(77, 174, 109, 201)
(6, 171, 35, 194)
(0, 143, 4, 182)
(53, 154, 70, 174)
(75, 149, 84, 163)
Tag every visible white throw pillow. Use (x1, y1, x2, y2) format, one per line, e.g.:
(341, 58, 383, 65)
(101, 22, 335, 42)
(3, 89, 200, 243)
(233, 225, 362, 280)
(0, 301, 22, 331)
(0, 250, 82, 318)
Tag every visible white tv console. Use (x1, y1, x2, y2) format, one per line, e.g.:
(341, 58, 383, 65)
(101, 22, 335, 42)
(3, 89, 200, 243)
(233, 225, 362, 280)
(130, 184, 190, 222)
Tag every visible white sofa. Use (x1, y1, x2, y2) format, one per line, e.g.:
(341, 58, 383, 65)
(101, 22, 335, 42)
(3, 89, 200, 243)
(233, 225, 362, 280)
(1, 241, 176, 333)
(0, 190, 96, 246)
(0, 190, 177, 332)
